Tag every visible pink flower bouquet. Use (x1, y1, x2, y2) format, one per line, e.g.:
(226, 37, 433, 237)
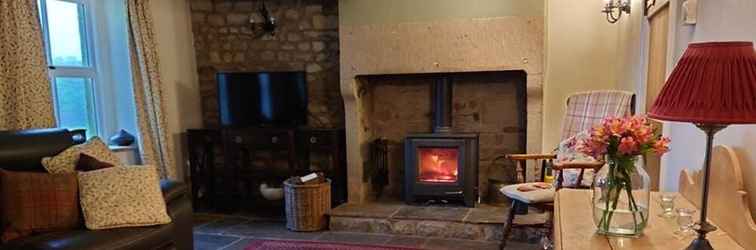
(577, 116, 670, 160)
(577, 115, 670, 235)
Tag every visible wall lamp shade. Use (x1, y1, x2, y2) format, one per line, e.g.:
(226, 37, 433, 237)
(649, 41, 756, 124)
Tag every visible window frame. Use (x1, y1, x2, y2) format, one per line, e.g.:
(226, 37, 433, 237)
(38, 0, 102, 137)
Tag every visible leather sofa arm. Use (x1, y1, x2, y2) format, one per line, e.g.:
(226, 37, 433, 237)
(160, 180, 188, 205)
(160, 179, 194, 250)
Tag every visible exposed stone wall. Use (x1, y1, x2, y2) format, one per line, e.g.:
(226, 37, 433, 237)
(360, 72, 525, 199)
(189, 0, 342, 128)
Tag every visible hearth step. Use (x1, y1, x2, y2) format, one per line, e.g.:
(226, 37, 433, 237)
(328, 202, 522, 242)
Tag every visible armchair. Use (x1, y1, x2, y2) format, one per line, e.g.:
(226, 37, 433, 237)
(499, 90, 635, 248)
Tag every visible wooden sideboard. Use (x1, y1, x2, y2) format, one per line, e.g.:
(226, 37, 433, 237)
(186, 127, 346, 212)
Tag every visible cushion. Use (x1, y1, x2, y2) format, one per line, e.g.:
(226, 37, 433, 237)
(0, 170, 81, 242)
(77, 165, 171, 230)
(500, 182, 555, 204)
(40, 145, 80, 174)
(555, 131, 599, 187)
(42, 137, 121, 174)
(76, 153, 115, 172)
(78, 137, 121, 166)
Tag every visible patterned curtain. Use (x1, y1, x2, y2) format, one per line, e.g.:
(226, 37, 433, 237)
(0, 0, 56, 130)
(126, 0, 176, 179)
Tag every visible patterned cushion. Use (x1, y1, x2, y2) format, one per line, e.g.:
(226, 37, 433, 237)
(555, 131, 599, 187)
(0, 170, 81, 242)
(41, 145, 81, 174)
(42, 137, 122, 174)
(77, 165, 171, 230)
(79, 137, 121, 166)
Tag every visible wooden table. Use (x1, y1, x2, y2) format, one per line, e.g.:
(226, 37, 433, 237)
(553, 189, 745, 250)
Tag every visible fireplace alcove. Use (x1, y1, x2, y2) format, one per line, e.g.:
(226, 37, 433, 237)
(356, 71, 527, 205)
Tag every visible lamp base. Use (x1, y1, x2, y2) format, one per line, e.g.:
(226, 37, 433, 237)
(686, 238, 714, 250)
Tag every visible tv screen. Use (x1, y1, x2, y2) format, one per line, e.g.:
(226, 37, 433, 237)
(217, 72, 307, 127)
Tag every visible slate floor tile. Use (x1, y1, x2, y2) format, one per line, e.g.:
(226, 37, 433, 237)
(195, 218, 249, 235)
(384, 235, 427, 248)
(223, 221, 322, 240)
(194, 234, 241, 250)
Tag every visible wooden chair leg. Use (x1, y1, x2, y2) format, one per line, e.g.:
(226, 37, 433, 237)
(541, 211, 554, 249)
(501, 201, 517, 249)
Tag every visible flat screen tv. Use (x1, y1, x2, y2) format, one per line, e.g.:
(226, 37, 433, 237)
(217, 71, 307, 127)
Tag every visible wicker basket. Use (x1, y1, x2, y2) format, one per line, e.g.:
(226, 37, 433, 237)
(284, 178, 331, 231)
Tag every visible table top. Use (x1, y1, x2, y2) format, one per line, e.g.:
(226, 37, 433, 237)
(553, 189, 745, 250)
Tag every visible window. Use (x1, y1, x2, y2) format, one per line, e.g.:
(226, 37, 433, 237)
(38, 0, 99, 136)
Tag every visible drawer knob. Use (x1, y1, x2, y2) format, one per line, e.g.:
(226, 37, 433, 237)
(310, 137, 318, 143)
(271, 136, 279, 143)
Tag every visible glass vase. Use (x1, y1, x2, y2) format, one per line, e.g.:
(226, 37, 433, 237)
(592, 155, 650, 237)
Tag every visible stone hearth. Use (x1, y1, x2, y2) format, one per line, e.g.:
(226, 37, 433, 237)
(329, 201, 508, 242)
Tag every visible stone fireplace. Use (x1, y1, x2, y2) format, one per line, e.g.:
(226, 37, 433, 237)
(339, 16, 544, 204)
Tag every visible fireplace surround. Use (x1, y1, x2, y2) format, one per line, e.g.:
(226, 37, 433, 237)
(340, 16, 544, 204)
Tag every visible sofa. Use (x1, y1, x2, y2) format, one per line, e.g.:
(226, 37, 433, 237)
(0, 129, 193, 250)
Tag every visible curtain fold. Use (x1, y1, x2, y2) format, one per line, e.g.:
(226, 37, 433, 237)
(0, 0, 56, 130)
(127, 0, 176, 179)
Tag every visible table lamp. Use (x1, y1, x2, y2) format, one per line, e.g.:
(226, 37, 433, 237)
(649, 41, 756, 250)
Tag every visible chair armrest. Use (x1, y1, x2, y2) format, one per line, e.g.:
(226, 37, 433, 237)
(504, 154, 557, 183)
(506, 153, 557, 161)
(160, 179, 188, 204)
(552, 161, 604, 170)
(159, 179, 193, 250)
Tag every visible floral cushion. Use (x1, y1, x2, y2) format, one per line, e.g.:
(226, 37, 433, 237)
(42, 137, 122, 174)
(555, 131, 600, 187)
(41, 145, 80, 174)
(77, 165, 171, 230)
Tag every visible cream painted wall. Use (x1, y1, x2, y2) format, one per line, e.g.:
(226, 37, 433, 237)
(543, 0, 627, 148)
(150, 0, 202, 181)
(614, 0, 646, 106)
(660, 0, 756, 219)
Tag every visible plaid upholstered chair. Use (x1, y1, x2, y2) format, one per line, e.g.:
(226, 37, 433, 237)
(499, 90, 635, 247)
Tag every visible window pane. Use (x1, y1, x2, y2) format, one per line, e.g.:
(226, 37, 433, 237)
(45, 0, 89, 67)
(54, 77, 97, 136)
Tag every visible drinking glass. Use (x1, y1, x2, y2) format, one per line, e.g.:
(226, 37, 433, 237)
(658, 193, 676, 218)
(675, 208, 696, 236)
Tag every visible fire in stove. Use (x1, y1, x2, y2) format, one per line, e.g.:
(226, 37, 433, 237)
(417, 148, 459, 183)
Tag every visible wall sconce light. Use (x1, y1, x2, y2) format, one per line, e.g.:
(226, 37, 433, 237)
(249, 0, 277, 37)
(602, 0, 632, 23)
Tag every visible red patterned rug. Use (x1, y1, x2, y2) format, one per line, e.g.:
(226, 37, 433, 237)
(244, 239, 423, 250)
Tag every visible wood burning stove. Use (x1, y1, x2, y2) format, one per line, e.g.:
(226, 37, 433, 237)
(404, 77, 479, 207)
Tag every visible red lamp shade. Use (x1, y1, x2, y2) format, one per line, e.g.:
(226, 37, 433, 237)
(649, 41, 756, 124)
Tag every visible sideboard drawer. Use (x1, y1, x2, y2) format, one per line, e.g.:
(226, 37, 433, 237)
(303, 132, 334, 147)
(226, 130, 293, 147)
